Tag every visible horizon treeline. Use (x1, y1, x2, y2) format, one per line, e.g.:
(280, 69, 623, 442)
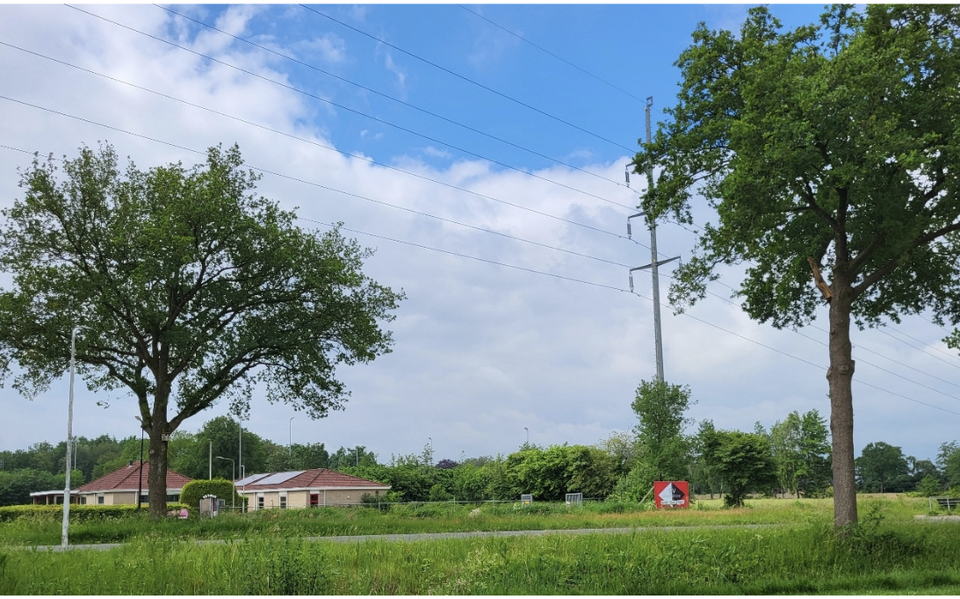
(3, 409, 960, 507)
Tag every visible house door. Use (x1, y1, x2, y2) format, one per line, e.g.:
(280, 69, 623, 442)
(309, 493, 319, 508)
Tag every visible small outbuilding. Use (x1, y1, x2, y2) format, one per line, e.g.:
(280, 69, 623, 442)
(235, 468, 390, 510)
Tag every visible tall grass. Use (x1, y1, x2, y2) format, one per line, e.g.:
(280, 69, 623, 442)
(3, 518, 959, 594)
(0, 495, 936, 547)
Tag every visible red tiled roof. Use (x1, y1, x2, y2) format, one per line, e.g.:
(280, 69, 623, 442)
(77, 461, 192, 493)
(239, 468, 390, 491)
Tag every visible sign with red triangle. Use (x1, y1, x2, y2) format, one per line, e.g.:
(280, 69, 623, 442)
(653, 481, 689, 509)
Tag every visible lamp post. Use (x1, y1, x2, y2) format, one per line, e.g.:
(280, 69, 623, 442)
(134, 416, 145, 512)
(289, 417, 295, 455)
(524, 427, 529, 447)
(62, 326, 81, 547)
(216, 456, 235, 512)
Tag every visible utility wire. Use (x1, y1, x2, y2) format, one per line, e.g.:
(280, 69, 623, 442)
(0, 98, 631, 274)
(298, 4, 637, 154)
(306, 218, 635, 295)
(64, 4, 634, 211)
(154, 4, 629, 192)
(0, 41, 634, 244)
(458, 4, 647, 104)
(312, 214, 960, 416)
(4, 138, 955, 417)
(655, 269, 960, 393)
(3, 47, 955, 417)
(660, 212, 960, 378)
(875, 326, 960, 372)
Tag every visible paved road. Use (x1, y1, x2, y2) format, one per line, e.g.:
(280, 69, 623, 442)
(14, 523, 779, 553)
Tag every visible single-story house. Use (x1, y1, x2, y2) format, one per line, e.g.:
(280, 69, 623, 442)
(29, 490, 79, 505)
(73, 461, 190, 505)
(235, 469, 390, 510)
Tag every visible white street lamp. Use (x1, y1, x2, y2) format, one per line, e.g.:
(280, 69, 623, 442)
(289, 417, 295, 454)
(216, 456, 236, 512)
(62, 326, 82, 547)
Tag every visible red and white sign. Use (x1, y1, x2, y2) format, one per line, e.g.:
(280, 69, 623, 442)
(653, 481, 689, 509)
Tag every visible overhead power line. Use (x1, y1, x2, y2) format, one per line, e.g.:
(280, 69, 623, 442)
(0, 41, 633, 244)
(3, 12, 956, 418)
(312, 217, 960, 417)
(458, 5, 647, 104)
(655, 269, 960, 395)
(153, 4, 628, 193)
(4, 135, 955, 417)
(0, 96, 631, 275)
(64, 4, 633, 212)
(306, 218, 634, 295)
(298, 4, 637, 154)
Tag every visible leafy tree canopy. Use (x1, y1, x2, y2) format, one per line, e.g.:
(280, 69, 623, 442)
(856, 441, 910, 493)
(633, 4, 960, 528)
(630, 379, 694, 486)
(702, 429, 777, 508)
(0, 143, 403, 516)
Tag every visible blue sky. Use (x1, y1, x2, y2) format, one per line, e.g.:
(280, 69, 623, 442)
(1, 4, 958, 469)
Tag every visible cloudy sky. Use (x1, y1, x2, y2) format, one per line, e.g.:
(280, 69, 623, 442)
(1, 3, 958, 467)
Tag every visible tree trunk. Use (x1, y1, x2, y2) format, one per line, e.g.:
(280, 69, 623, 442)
(827, 282, 858, 529)
(147, 410, 170, 519)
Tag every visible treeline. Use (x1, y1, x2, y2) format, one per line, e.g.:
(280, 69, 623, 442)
(4, 386, 960, 507)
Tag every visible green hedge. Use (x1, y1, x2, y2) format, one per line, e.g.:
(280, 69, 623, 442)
(0, 503, 188, 522)
(180, 479, 244, 509)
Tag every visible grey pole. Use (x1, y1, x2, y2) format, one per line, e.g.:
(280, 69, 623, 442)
(289, 417, 295, 454)
(645, 97, 665, 383)
(62, 327, 81, 547)
(627, 97, 679, 383)
(216, 457, 235, 512)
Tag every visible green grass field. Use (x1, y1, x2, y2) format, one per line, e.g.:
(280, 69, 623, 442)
(2, 495, 959, 594)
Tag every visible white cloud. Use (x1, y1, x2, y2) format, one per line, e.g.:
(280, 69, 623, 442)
(1, 5, 958, 469)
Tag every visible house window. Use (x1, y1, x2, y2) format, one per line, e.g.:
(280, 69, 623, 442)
(80, 496, 87, 505)
(257, 494, 264, 510)
(279, 493, 287, 509)
(97, 494, 105, 505)
(310, 493, 319, 508)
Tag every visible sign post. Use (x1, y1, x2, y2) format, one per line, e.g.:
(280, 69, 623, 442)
(653, 481, 689, 509)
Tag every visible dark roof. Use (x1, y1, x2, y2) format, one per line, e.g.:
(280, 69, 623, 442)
(237, 468, 390, 491)
(77, 461, 192, 493)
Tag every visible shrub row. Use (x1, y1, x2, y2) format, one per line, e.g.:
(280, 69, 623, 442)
(0, 503, 188, 522)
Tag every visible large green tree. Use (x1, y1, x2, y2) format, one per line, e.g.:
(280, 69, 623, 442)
(0, 144, 403, 517)
(938, 441, 960, 488)
(702, 429, 777, 508)
(856, 441, 910, 493)
(168, 416, 269, 481)
(633, 5, 960, 528)
(503, 444, 617, 501)
(769, 409, 831, 498)
(629, 379, 694, 488)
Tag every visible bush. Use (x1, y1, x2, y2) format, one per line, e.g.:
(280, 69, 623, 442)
(180, 479, 242, 509)
(0, 503, 187, 522)
(915, 475, 943, 497)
